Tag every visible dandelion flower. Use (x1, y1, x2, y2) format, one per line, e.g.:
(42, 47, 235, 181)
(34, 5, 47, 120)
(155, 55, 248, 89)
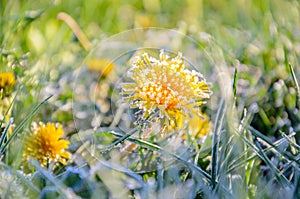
(146, 111, 212, 140)
(121, 50, 212, 133)
(23, 122, 71, 168)
(0, 72, 16, 134)
(181, 112, 212, 140)
(0, 72, 16, 97)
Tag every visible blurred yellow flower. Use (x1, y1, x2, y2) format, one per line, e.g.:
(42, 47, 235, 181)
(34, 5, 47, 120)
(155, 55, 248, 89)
(122, 50, 211, 134)
(181, 112, 212, 140)
(0, 96, 14, 126)
(0, 72, 16, 97)
(150, 111, 212, 140)
(134, 13, 155, 28)
(0, 72, 16, 135)
(23, 122, 70, 168)
(86, 59, 114, 77)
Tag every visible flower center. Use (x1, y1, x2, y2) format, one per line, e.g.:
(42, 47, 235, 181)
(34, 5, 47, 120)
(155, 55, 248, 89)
(141, 83, 179, 109)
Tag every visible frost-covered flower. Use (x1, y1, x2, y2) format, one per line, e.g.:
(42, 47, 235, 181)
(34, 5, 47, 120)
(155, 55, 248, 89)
(23, 122, 71, 168)
(121, 50, 211, 133)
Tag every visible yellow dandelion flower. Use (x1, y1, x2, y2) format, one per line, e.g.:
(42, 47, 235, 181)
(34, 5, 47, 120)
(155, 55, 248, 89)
(181, 112, 212, 140)
(23, 122, 71, 168)
(0, 72, 16, 135)
(147, 111, 212, 140)
(122, 50, 212, 133)
(0, 72, 16, 97)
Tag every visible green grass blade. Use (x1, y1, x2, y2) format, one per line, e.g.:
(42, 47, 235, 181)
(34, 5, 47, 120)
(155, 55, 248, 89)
(249, 126, 300, 165)
(96, 159, 147, 187)
(227, 103, 292, 187)
(233, 66, 238, 98)
(0, 87, 19, 129)
(227, 132, 294, 174)
(233, 127, 291, 187)
(30, 160, 77, 199)
(211, 99, 225, 188)
(279, 131, 300, 153)
(16, 170, 41, 194)
(0, 161, 41, 194)
(105, 130, 212, 182)
(0, 95, 52, 155)
(0, 118, 12, 150)
(100, 126, 139, 152)
(233, 127, 291, 186)
(292, 169, 300, 199)
(253, 138, 291, 187)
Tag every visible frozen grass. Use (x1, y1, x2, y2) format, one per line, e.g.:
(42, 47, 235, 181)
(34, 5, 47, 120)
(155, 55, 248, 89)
(1, 0, 300, 198)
